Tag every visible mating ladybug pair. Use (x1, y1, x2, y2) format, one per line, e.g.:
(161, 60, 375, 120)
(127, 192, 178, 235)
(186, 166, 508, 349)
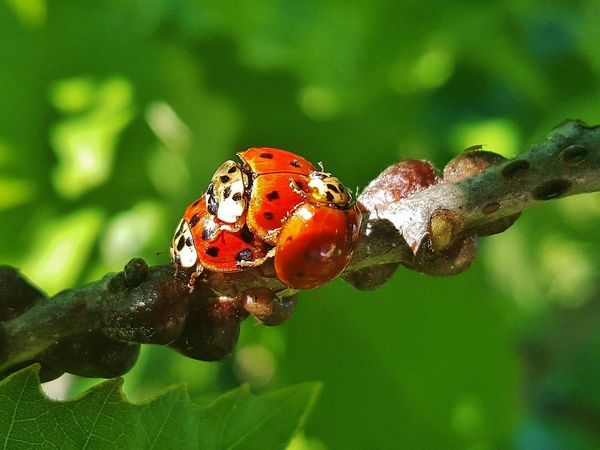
(170, 148, 361, 290)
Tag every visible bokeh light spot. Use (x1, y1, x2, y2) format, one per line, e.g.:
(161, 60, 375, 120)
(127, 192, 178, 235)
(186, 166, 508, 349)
(100, 201, 166, 268)
(0, 177, 35, 210)
(540, 236, 593, 308)
(299, 85, 339, 121)
(287, 433, 328, 450)
(6, 0, 46, 27)
(452, 395, 483, 437)
(21, 209, 104, 295)
(451, 119, 520, 157)
(50, 77, 95, 114)
(234, 344, 276, 388)
(49, 76, 135, 199)
(145, 101, 191, 150)
(147, 147, 190, 196)
(390, 44, 455, 94)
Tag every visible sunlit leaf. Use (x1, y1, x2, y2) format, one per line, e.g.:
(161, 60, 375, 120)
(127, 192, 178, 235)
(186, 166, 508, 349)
(5, 0, 46, 28)
(451, 118, 521, 157)
(49, 76, 135, 199)
(100, 201, 166, 268)
(20, 209, 103, 295)
(0, 177, 34, 210)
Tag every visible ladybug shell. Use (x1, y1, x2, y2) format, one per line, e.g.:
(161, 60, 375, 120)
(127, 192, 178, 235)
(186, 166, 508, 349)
(238, 147, 315, 175)
(246, 173, 310, 244)
(238, 147, 317, 245)
(274, 203, 361, 289)
(184, 195, 271, 272)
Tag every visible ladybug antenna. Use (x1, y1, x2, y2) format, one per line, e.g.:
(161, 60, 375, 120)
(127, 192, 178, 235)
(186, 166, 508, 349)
(317, 161, 325, 172)
(156, 250, 169, 256)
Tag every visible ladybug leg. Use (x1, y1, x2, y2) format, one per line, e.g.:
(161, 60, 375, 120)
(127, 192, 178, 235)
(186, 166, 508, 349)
(274, 287, 298, 300)
(187, 265, 204, 292)
(237, 247, 276, 268)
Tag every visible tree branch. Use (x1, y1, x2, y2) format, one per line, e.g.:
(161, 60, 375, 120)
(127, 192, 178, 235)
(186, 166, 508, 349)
(1, 120, 598, 381)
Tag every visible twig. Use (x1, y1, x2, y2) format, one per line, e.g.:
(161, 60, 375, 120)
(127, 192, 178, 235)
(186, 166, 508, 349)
(1, 120, 598, 380)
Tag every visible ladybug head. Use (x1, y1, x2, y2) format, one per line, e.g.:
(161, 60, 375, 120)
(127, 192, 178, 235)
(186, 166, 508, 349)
(170, 219, 198, 268)
(207, 160, 248, 224)
(307, 171, 352, 207)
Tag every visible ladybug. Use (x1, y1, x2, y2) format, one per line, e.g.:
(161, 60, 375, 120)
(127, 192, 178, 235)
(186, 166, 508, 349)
(170, 194, 273, 286)
(274, 171, 362, 289)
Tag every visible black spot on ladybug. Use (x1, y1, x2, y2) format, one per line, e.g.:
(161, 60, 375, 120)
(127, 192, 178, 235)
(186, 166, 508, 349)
(295, 180, 305, 190)
(189, 214, 200, 228)
(262, 242, 274, 253)
(327, 183, 339, 193)
(290, 159, 301, 167)
(236, 248, 253, 262)
(232, 192, 242, 201)
(192, 198, 201, 207)
(240, 225, 254, 243)
(201, 228, 211, 241)
(286, 236, 293, 241)
(296, 270, 306, 277)
(185, 236, 193, 247)
(205, 246, 219, 257)
(266, 190, 279, 201)
(263, 211, 275, 220)
(220, 175, 230, 183)
(223, 186, 231, 199)
(326, 191, 335, 202)
(260, 152, 273, 159)
(177, 236, 185, 251)
(228, 166, 238, 174)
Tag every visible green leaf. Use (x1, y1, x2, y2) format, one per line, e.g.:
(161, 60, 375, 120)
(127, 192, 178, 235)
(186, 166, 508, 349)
(0, 365, 319, 450)
(197, 383, 321, 450)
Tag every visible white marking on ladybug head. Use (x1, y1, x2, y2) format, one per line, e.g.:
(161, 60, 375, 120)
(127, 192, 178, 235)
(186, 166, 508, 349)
(170, 219, 198, 268)
(308, 172, 351, 206)
(208, 160, 248, 224)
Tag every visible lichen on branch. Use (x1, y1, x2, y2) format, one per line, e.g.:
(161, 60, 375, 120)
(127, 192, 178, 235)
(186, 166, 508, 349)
(1, 120, 598, 381)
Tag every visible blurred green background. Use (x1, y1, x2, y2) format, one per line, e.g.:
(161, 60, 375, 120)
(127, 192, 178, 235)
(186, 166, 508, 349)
(1, 0, 600, 448)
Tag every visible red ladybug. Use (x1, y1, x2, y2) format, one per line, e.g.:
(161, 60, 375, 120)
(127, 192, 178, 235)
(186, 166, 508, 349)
(170, 194, 272, 285)
(274, 171, 362, 289)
